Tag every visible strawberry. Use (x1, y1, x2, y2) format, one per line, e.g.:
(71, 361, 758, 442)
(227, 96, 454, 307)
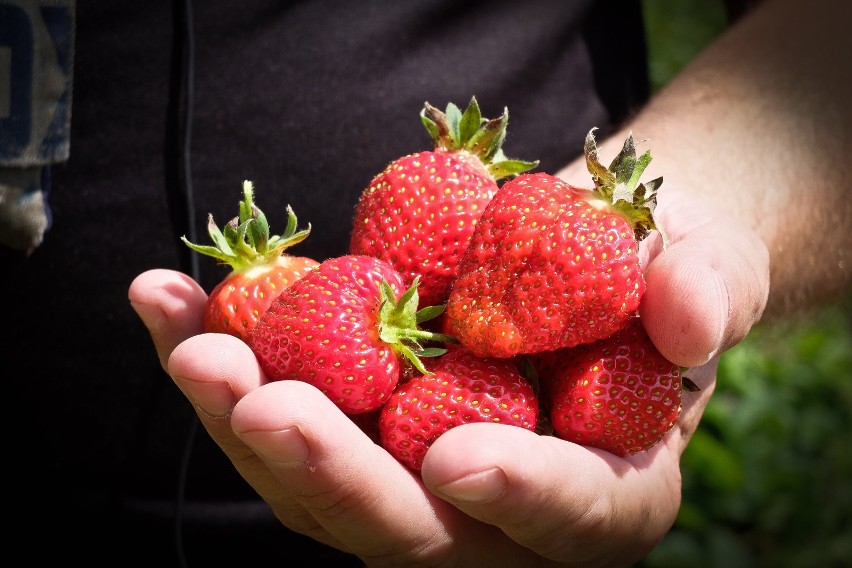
(444, 129, 663, 358)
(182, 180, 319, 341)
(531, 316, 682, 457)
(379, 345, 539, 471)
(349, 97, 537, 307)
(247, 255, 453, 414)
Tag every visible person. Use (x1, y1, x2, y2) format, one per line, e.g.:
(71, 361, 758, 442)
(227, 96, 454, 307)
(4, 0, 849, 565)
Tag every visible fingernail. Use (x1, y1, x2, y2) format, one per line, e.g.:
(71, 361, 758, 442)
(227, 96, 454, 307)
(183, 379, 235, 417)
(435, 468, 507, 503)
(240, 427, 311, 467)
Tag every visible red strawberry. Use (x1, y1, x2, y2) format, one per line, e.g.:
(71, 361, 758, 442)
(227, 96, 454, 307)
(444, 129, 663, 358)
(247, 255, 453, 414)
(182, 180, 319, 341)
(349, 97, 537, 307)
(531, 316, 682, 457)
(379, 346, 539, 471)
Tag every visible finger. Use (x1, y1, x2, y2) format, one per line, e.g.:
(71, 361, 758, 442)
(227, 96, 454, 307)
(640, 188, 769, 367)
(166, 332, 311, 533)
(230, 380, 514, 566)
(166, 333, 266, 468)
(168, 333, 274, 488)
(421, 423, 683, 568)
(167, 332, 265, 419)
(167, 333, 267, 460)
(128, 268, 208, 369)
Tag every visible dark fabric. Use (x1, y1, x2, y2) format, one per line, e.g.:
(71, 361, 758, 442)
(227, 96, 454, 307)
(3, 0, 648, 564)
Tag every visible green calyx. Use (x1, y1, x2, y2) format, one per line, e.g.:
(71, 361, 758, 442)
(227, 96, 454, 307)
(377, 277, 457, 374)
(584, 128, 667, 245)
(181, 180, 311, 272)
(420, 96, 539, 181)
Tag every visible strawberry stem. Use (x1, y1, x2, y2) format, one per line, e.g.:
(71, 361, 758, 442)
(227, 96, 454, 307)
(378, 278, 456, 374)
(420, 96, 539, 181)
(584, 128, 667, 245)
(181, 180, 312, 272)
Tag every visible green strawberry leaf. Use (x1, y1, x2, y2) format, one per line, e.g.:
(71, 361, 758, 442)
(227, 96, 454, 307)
(416, 304, 446, 324)
(457, 96, 483, 144)
(467, 114, 506, 160)
(415, 347, 450, 358)
(584, 128, 664, 243)
(444, 102, 463, 147)
(377, 277, 458, 374)
(182, 180, 312, 271)
(420, 112, 441, 142)
(488, 157, 541, 180)
(420, 96, 538, 181)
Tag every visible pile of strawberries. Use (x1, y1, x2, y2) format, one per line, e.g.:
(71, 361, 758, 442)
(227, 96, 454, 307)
(184, 97, 692, 472)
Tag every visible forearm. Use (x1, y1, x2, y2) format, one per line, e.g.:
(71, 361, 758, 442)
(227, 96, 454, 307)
(559, 0, 852, 319)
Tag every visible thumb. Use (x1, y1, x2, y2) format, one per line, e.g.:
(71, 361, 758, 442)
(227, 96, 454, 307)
(639, 188, 769, 367)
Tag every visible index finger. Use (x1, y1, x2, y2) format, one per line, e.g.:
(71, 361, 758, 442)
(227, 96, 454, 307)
(128, 268, 208, 369)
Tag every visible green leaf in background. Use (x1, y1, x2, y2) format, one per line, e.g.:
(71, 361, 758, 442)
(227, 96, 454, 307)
(642, 0, 727, 92)
(641, 303, 852, 568)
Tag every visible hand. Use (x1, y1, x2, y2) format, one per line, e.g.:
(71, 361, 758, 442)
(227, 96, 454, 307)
(127, 186, 768, 567)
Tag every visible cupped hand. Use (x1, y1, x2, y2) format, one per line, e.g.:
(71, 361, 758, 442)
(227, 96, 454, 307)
(127, 185, 769, 567)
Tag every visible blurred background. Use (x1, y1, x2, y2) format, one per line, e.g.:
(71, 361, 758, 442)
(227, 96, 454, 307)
(638, 1, 852, 566)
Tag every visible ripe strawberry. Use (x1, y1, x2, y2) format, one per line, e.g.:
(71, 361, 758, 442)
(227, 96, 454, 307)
(444, 129, 663, 358)
(247, 255, 453, 414)
(349, 97, 537, 307)
(379, 346, 539, 471)
(531, 316, 682, 457)
(182, 181, 319, 341)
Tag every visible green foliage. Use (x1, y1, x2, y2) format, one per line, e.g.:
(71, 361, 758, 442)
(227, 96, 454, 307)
(642, 0, 728, 91)
(640, 304, 852, 567)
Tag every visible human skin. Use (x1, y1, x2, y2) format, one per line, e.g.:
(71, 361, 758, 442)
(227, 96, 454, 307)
(129, 0, 850, 565)
(557, 0, 851, 324)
